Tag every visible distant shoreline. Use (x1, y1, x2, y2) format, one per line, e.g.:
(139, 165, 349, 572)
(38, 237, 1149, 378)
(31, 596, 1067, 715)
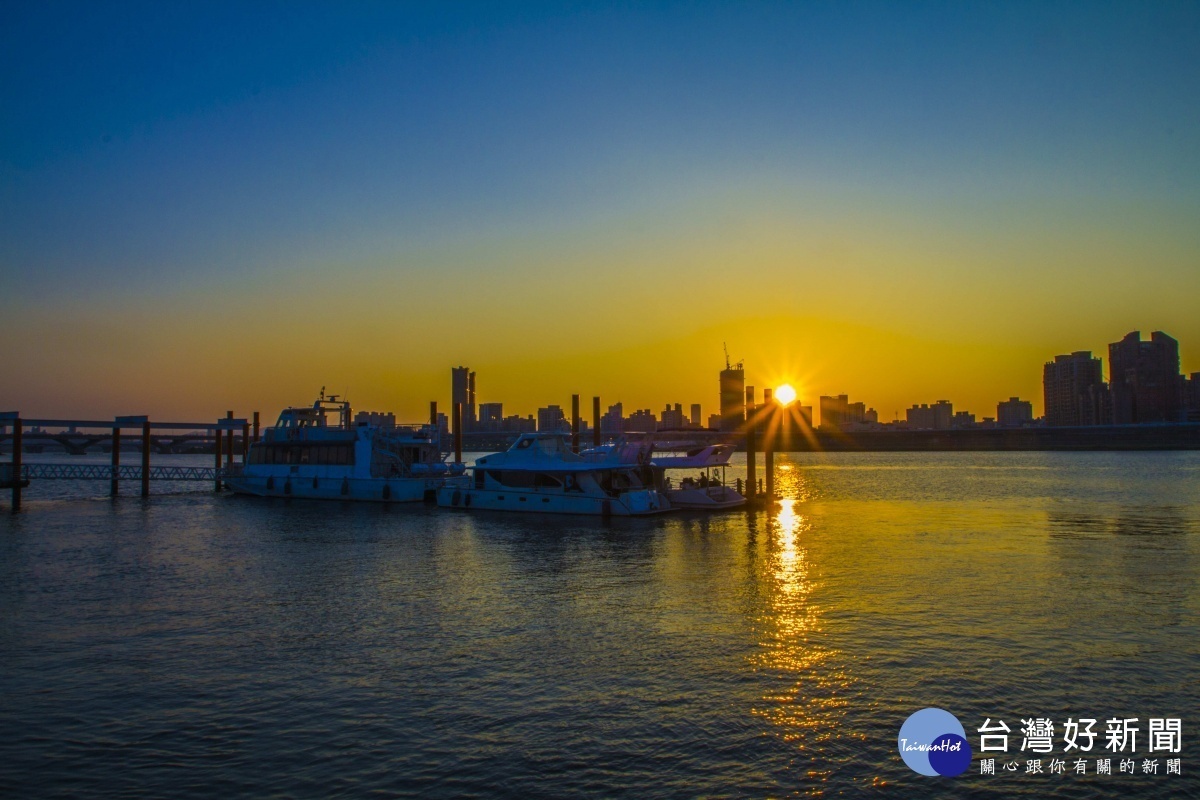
(450, 424, 1200, 453)
(774, 424, 1200, 452)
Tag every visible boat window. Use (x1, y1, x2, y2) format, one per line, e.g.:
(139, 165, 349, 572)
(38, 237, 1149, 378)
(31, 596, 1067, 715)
(534, 472, 563, 488)
(516, 438, 533, 449)
(498, 470, 535, 488)
(475, 470, 485, 489)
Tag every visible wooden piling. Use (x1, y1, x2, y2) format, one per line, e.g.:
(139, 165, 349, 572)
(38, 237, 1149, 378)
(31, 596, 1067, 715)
(592, 396, 601, 447)
(453, 402, 462, 463)
(111, 425, 120, 497)
(214, 428, 223, 491)
(242, 422, 250, 460)
(571, 394, 580, 454)
(141, 420, 151, 497)
(744, 387, 756, 500)
(763, 389, 774, 501)
(225, 411, 234, 469)
(11, 417, 21, 512)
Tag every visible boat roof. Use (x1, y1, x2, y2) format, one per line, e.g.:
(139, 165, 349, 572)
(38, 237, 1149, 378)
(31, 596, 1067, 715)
(475, 433, 641, 471)
(650, 443, 736, 468)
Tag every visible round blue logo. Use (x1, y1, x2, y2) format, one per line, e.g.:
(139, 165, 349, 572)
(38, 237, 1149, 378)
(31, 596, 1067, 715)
(898, 708, 972, 777)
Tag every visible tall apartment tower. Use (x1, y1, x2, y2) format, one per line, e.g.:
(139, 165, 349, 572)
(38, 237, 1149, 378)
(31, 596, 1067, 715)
(478, 402, 503, 431)
(719, 363, 745, 432)
(1043, 351, 1107, 426)
(451, 366, 476, 431)
(1109, 331, 1184, 424)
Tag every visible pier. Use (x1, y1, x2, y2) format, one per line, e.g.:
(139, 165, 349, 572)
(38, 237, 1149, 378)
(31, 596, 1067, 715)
(2, 413, 252, 511)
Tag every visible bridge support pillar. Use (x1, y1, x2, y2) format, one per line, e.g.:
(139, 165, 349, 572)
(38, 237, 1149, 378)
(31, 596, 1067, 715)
(111, 426, 120, 496)
(225, 412, 234, 471)
(141, 421, 151, 497)
(11, 417, 21, 512)
(214, 428, 223, 491)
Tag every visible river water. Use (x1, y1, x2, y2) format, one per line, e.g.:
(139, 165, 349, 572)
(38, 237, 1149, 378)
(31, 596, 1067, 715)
(1, 451, 1197, 797)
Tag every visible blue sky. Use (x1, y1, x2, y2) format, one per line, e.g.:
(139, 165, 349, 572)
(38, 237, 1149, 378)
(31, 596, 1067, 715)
(3, 2, 1198, 419)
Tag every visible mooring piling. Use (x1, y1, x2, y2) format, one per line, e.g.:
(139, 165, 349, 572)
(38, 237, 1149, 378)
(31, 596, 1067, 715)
(571, 394, 580, 454)
(763, 388, 775, 501)
(745, 387, 756, 500)
(453, 402, 463, 464)
(11, 416, 22, 511)
(141, 420, 151, 497)
(592, 396, 601, 447)
(111, 424, 121, 497)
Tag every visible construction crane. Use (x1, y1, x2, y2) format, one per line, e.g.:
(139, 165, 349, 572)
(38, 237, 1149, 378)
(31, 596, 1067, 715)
(722, 342, 743, 371)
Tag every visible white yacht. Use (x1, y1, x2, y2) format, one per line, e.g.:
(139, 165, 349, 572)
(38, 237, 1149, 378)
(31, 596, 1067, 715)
(227, 392, 466, 502)
(651, 442, 746, 510)
(436, 433, 668, 516)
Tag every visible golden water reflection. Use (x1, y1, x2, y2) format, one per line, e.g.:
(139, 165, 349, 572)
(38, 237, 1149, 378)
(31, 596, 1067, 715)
(750, 472, 859, 792)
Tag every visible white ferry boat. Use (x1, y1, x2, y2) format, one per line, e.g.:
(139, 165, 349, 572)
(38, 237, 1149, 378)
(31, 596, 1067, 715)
(227, 392, 466, 502)
(651, 442, 746, 510)
(436, 433, 668, 516)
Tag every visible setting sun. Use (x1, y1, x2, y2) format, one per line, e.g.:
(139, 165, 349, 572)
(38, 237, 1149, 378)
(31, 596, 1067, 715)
(775, 384, 797, 407)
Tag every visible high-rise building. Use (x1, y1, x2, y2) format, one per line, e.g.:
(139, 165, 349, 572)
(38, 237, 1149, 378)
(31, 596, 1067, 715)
(354, 410, 395, 428)
(1109, 331, 1184, 424)
(951, 411, 976, 428)
(1188, 373, 1200, 422)
(907, 401, 953, 430)
(626, 409, 657, 433)
(601, 402, 624, 434)
(660, 403, 685, 429)
(719, 364, 745, 432)
(690, 404, 702, 427)
(537, 405, 568, 433)
(997, 397, 1034, 427)
(451, 366, 476, 431)
(478, 402, 503, 431)
(795, 404, 814, 429)
(819, 395, 875, 429)
(819, 395, 848, 429)
(502, 415, 537, 433)
(1043, 351, 1107, 426)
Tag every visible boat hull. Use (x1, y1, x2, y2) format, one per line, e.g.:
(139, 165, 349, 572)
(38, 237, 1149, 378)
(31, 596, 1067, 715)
(665, 485, 746, 510)
(435, 486, 669, 516)
(228, 474, 441, 502)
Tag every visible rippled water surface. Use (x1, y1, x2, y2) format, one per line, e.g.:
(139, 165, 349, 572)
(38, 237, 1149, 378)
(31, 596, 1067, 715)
(2, 452, 1198, 797)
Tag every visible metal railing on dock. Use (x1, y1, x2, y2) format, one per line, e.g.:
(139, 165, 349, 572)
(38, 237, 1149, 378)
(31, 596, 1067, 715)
(3, 411, 256, 511)
(17, 464, 240, 482)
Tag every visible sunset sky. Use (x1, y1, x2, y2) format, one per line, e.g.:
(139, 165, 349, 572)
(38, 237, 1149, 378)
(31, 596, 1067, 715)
(3, 2, 1198, 423)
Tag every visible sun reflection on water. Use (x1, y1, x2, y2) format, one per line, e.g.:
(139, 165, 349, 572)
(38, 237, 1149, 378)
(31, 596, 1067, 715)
(750, 476, 859, 794)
